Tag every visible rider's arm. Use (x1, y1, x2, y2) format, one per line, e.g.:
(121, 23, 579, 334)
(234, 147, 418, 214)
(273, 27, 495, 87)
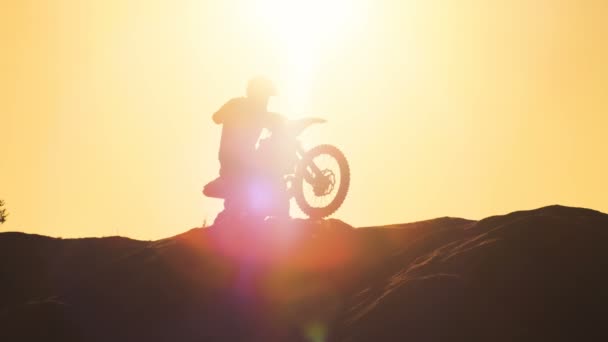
(264, 111, 287, 130)
(288, 117, 327, 133)
(295, 117, 326, 126)
(212, 98, 238, 124)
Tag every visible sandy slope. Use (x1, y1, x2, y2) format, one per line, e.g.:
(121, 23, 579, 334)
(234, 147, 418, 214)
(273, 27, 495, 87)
(1, 205, 607, 341)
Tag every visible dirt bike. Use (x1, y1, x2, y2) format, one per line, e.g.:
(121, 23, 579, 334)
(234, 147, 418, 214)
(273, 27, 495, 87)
(203, 117, 350, 221)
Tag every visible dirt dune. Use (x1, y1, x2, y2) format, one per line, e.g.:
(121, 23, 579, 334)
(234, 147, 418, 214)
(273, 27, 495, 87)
(1, 205, 607, 341)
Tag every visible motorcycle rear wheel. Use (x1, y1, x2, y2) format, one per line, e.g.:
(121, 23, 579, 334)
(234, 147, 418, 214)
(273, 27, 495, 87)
(293, 144, 350, 219)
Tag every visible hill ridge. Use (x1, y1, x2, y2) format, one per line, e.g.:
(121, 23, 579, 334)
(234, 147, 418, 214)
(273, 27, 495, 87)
(1, 204, 607, 341)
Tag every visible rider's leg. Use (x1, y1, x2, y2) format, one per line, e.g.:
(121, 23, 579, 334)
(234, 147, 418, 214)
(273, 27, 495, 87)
(213, 198, 232, 226)
(270, 176, 290, 219)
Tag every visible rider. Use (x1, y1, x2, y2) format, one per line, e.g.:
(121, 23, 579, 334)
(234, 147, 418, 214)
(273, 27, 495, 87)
(205, 76, 286, 222)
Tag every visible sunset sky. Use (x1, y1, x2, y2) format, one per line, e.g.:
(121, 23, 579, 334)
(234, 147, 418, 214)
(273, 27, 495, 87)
(1, 0, 607, 239)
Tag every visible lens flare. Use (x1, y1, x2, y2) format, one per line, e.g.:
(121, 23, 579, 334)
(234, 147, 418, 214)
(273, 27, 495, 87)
(305, 321, 327, 342)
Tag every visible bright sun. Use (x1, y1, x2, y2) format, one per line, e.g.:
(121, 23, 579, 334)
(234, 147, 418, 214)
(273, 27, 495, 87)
(243, 0, 364, 115)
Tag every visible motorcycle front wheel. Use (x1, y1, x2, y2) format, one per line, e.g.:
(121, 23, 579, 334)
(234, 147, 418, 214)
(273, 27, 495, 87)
(293, 144, 350, 219)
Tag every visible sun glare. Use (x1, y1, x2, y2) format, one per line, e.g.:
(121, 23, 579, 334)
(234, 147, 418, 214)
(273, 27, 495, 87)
(244, 0, 364, 115)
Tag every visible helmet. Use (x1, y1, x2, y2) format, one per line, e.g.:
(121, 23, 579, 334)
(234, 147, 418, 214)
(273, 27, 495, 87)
(246, 76, 277, 98)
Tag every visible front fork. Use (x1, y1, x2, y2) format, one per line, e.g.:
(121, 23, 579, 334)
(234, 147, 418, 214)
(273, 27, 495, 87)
(296, 144, 322, 185)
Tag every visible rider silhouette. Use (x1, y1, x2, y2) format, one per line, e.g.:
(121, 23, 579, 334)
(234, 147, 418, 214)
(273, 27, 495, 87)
(205, 77, 286, 223)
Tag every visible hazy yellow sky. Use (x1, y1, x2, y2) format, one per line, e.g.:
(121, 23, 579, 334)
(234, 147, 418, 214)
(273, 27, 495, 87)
(1, 0, 607, 239)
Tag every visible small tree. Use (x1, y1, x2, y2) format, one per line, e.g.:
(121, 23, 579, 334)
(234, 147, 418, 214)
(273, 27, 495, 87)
(0, 200, 8, 224)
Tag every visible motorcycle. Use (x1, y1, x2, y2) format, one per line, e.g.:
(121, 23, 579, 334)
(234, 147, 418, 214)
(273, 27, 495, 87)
(203, 117, 350, 222)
